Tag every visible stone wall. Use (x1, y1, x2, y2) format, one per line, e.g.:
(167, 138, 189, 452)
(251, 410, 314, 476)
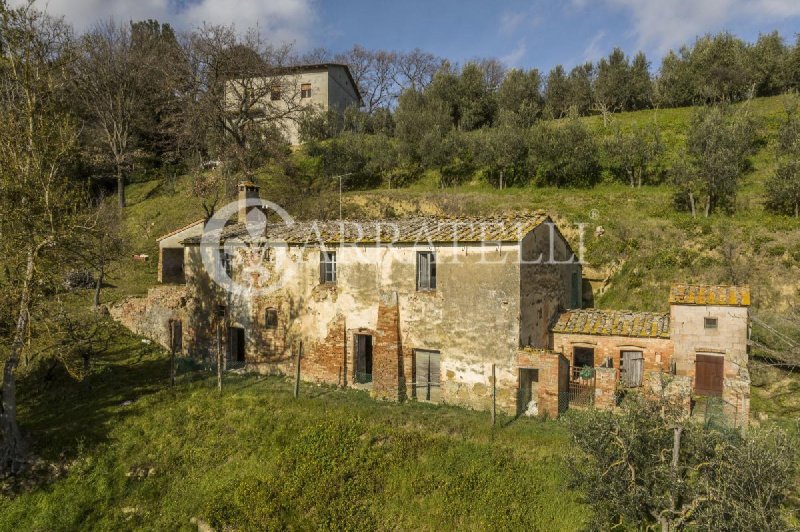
(110, 285, 189, 351)
(517, 348, 568, 418)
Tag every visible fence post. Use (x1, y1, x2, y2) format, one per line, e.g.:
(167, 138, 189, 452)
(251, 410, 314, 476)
(170, 320, 176, 387)
(216, 323, 222, 392)
(293, 341, 303, 399)
(491, 363, 497, 426)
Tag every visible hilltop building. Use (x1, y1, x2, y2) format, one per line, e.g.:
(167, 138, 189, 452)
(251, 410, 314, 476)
(225, 63, 362, 145)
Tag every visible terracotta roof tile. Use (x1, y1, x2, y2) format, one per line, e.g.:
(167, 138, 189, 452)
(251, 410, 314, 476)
(668, 284, 750, 307)
(181, 212, 551, 246)
(551, 309, 671, 339)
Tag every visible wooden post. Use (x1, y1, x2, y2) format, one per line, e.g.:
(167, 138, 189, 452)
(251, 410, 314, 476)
(170, 321, 176, 387)
(293, 341, 303, 399)
(491, 363, 497, 426)
(216, 323, 222, 392)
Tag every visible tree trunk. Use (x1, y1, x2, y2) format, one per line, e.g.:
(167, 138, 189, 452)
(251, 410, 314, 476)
(93, 269, 104, 308)
(116, 161, 125, 209)
(1, 248, 35, 474)
(688, 192, 696, 217)
(672, 426, 683, 469)
(704, 196, 711, 218)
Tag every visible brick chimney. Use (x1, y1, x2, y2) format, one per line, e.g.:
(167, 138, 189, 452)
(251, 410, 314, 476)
(237, 181, 260, 224)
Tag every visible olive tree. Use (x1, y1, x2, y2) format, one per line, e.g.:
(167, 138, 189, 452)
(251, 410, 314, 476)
(567, 393, 796, 531)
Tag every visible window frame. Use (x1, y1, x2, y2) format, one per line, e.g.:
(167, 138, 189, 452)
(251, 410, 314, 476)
(416, 251, 436, 291)
(300, 83, 312, 98)
(320, 250, 337, 284)
(270, 86, 281, 101)
(704, 317, 718, 329)
(265, 308, 278, 329)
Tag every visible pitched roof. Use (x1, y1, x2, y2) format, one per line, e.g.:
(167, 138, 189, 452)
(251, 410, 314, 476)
(551, 309, 671, 339)
(156, 219, 205, 242)
(669, 284, 750, 307)
(181, 212, 551, 246)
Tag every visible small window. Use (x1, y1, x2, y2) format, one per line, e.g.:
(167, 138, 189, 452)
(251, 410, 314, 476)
(265, 308, 278, 329)
(417, 251, 436, 291)
(301, 83, 311, 98)
(220, 248, 234, 278)
(216, 304, 226, 318)
(270, 86, 281, 101)
(320, 251, 336, 284)
(704, 317, 718, 329)
(570, 271, 580, 308)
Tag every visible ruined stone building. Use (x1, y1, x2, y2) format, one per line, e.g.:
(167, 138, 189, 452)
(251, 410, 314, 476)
(113, 182, 751, 426)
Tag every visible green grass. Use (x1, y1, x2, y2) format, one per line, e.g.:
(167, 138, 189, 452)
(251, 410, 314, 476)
(1, 322, 588, 531)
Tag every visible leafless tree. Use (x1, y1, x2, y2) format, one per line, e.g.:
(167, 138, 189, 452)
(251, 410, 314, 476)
(178, 24, 299, 175)
(392, 48, 441, 92)
(72, 20, 143, 209)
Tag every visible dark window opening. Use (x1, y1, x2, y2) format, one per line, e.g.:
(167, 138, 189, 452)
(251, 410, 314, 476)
(301, 83, 312, 98)
(573, 347, 594, 369)
(704, 317, 718, 329)
(417, 251, 436, 291)
(228, 327, 245, 363)
(216, 305, 227, 318)
(355, 334, 373, 384)
(265, 308, 278, 329)
(414, 349, 440, 402)
(518, 368, 539, 415)
(169, 319, 183, 353)
(570, 271, 580, 308)
(161, 248, 185, 284)
(270, 87, 281, 100)
(320, 251, 337, 284)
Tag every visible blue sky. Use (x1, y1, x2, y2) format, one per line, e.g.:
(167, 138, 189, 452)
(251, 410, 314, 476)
(18, 0, 800, 72)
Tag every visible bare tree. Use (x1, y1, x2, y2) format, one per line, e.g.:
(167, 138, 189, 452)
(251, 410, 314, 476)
(393, 48, 441, 92)
(72, 20, 142, 209)
(179, 25, 300, 173)
(336, 45, 396, 113)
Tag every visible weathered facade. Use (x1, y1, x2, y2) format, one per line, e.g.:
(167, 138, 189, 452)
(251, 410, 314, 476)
(113, 184, 751, 427)
(225, 63, 362, 145)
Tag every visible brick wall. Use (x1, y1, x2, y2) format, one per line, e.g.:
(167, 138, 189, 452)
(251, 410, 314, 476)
(517, 348, 568, 418)
(305, 314, 347, 385)
(594, 367, 617, 410)
(372, 293, 404, 401)
(552, 333, 673, 375)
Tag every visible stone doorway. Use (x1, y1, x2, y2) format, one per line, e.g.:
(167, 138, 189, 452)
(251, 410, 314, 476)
(355, 334, 373, 384)
(228, 326, 245, 363)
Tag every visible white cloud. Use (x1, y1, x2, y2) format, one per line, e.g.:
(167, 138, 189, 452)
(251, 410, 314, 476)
(499, 11, 527, 35)
(14, 0, 316, 47)
(501, 39, 527, 67)
(583, 30, 607, 62)
(604, 0, 800, 53)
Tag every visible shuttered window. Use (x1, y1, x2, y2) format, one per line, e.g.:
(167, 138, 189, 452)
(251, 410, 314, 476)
(417, 251, 436, 291)
(414, 349, 441, 402)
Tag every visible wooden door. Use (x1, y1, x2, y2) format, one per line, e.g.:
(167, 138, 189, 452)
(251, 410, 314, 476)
(695, 354, 724, 396)
(621, 351, 643, 387)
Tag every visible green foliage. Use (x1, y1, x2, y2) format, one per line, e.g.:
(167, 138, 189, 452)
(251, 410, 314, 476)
(672, 105, 757, 216)
(529, 119, 601, 187)
(567, 393, 797, 531)
(604, 121, 664, 187)
(766, 107, 800, 216)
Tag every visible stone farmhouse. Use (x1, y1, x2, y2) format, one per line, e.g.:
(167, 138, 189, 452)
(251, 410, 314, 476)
(225, 63, 362, 145)
(113, 182, 751, 426)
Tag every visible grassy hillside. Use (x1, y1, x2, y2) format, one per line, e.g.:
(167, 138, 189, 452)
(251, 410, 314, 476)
(112, 95, 800, 332)
(0, 323, 588, 530)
